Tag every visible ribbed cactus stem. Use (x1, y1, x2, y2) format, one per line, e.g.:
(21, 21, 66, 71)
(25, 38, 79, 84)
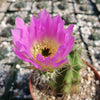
(49, 47, 83, 94)
(63, 68, 73, 93)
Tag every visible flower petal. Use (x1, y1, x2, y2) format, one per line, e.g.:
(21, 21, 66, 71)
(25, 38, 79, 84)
(36, 54, 44, 63)
(15, 17, 25, 29)
(38, 9, 50, 21)
(29, 16, 37, 43)
(36, 54, 50, 66)
(56, 22, 65, 44)
(53, 59, 68, 68)
(13, 48, 42, 70)
(65, 24, 74, 37)
(51, 15, 64, 39)
(61, 37, 75, 59)
(43, 56, 51, 66)
(11, 29, 22, 45)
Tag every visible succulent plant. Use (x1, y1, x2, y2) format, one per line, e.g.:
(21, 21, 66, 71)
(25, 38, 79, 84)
(12, 9, 83, 95)
(49, 47, 83, 94)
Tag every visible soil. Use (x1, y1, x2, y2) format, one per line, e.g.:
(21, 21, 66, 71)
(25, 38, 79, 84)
(31, 62, 100, 100)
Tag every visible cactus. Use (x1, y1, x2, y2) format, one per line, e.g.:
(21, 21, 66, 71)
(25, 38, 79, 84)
(49, 47, 83, 94)
(35, 47, 83, 95)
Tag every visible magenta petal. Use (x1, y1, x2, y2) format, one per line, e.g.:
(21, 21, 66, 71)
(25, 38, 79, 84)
(36, 54, 44, 63)
(61, 38, 74, 59)
(16, 42, 33, 59)
(65, 24, 74, 36)
(43, 56, 50, 66)
(13, 47, 29, 61)
(36, 54, 50, 66)
(53, 59, 68, 68)
(56, 22, 65, 44)
(13, 48, 42, 70)
(29, 16, 37, 42)
(12, 28, 31, 55)
(11, 29, 23, 49)
(37, 9, 52, 39)
(35, 20, 45, 41)
(11, 29, 21, 42)
(51, 15, 64, 39)
(51, 52, 60, 64)
(15, 17, 25, 29)
(38, 9, 50, 20)
(15, 17, 31, 47)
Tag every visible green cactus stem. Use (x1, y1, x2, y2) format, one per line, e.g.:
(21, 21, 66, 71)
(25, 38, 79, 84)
(49, 47, 83, 94)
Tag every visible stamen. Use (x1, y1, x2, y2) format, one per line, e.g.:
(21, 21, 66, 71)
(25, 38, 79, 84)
(31, 39, 59, 59)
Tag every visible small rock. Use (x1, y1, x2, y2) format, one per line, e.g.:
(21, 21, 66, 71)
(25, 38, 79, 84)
(0, 46, 8, 60)
(14, 89, 19, 93)
(14, 1, 26, 9)
(87, 67, 91, 72)
(96, 80, 99, 85)
(16, 64, 20, 69)
(0, 27, 13, 37)
(91, 87, 95, 91)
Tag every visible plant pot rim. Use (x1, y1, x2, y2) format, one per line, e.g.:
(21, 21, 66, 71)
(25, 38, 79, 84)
(29, 59, 100, 100)
(29, 72, 35, 100)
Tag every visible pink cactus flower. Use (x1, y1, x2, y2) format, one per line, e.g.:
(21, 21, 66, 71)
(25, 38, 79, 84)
(11, 9, 74, 71)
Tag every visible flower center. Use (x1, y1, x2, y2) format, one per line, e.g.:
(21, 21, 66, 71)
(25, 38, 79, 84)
(42, 48, 51, 57)
(31, 39, 59, 59)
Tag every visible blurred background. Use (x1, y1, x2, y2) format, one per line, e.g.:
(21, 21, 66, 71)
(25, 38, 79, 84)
(0, 0, 100, 100)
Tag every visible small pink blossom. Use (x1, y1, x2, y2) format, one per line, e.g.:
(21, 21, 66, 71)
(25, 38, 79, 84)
(11, 9, 74, 71)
